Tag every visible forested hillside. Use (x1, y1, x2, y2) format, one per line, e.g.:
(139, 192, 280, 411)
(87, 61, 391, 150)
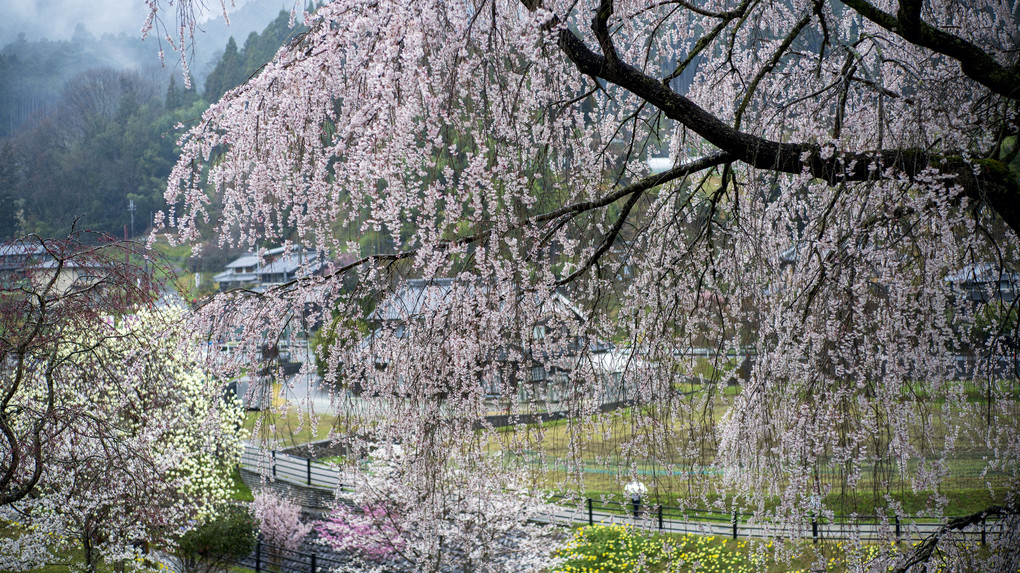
(0, 26, 162, 140)
(0, 9, 307, 240)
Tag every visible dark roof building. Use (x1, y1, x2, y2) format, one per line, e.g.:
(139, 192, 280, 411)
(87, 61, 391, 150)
(945, 263, 1019, 303)
(213, 246, 324, 292)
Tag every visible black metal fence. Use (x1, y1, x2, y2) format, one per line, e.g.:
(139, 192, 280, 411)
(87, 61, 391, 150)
(225, 512, 1001, 573)
(233, 540, 349, 573)
(552, 495, 1002, 544)
(241, 445, 348, 490)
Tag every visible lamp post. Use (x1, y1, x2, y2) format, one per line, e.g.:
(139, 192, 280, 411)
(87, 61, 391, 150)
(624, 480, 647, 519)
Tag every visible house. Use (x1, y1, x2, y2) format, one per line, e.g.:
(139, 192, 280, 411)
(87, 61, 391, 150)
(945, 263, 1019, 303)
(0, 240, 115, 297)
(213, 245, 324, 292)
(0, 241, 48, 286)
(213, 253, 260, 291)
(366, 278, 622, 405)
(28, 258, 110, 296)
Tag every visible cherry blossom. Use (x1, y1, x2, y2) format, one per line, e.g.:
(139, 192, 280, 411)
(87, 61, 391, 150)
(151, 0, 1019, 569)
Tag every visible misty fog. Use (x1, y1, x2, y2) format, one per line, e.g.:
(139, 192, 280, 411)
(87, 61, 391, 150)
(0, 0, 292, 82)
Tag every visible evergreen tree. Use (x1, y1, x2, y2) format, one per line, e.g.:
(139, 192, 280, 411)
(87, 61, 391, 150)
(203, 37, 244, 103)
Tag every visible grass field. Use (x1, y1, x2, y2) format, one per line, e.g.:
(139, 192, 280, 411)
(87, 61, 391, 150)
(483, 382, 1016, 518)
(244, 405, 339, 448)
(246, 371, 1014, 520)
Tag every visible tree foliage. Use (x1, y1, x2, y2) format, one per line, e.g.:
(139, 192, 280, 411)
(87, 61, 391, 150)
(0, 232, 244, 571)
(0, 30, 166, 140)
(0, 11, 306, 241)
(177, 505, 257, 573)
(204, 10, 309, 104)
(0, 68, 174, 238)
(153, 0, 1020, 570)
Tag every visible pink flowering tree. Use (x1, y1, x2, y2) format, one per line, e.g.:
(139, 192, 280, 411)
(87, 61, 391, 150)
(150, 0, 1019, 570)
(317, 504, 403, 562)
(251, 490, 313, 556)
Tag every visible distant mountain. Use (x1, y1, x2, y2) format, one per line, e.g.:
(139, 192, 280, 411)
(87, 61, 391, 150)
(0, 1, 313, 240)
(0, 0, 303, 92)
(0, 0, 153, 48)
(0, 30, 167, 139)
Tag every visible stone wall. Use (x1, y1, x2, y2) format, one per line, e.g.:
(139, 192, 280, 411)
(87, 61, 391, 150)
(279, 440, 354, 459)
(239, 467, 339, 514)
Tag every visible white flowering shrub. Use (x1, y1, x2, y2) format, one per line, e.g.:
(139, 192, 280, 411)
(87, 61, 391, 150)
(0, 307, 245, 572)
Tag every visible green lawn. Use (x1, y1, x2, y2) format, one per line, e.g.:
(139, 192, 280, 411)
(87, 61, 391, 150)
(228, 465, 254, 502)
(244, 403, 341, 448)
(486, 383, 1015, 518)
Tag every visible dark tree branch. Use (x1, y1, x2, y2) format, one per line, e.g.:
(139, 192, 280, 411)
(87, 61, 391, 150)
(890, 503, 1018, 573)
(556, 177, 647, 286)
(656, 0, 745, 20)
(554, 24, 1020, 236)
(662, 14, 728, 84)
(593, 0, 619, 65)
(896, 0, 923, 34)
(734, 13, 811, 130)
(211, 152, 737, 304)
(832, 54, 858, 139)
(661, 0, 757, 84)
(842, 0, 1020, 99)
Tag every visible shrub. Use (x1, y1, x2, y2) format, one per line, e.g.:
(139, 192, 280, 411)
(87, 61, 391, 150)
(178, 505, 256, 573)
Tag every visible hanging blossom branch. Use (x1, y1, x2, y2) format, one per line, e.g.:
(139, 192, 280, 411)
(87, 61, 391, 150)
(147, 1, 1019, 570)
(203, 151, 735, 304)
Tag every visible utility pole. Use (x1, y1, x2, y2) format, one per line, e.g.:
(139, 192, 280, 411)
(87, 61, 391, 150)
(128, 199, 136, 238)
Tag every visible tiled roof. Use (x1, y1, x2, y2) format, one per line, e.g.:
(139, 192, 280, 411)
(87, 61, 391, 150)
(225, 254, 260, 269)
(370, 278, 589, 324)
